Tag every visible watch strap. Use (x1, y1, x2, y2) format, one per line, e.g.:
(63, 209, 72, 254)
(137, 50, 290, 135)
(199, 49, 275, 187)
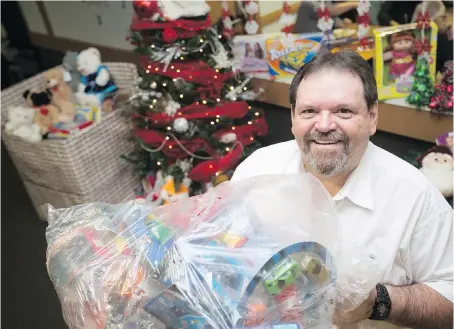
(369, 283, 392, 320)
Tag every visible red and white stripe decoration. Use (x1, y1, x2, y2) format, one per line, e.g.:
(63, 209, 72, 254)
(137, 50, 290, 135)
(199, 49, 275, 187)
(244, 0, 259, 35)
(357, 0, 371, 48)
(316, 1, 334, 41)
(280, 1, 295, 34)
(221, 0, 233, 38)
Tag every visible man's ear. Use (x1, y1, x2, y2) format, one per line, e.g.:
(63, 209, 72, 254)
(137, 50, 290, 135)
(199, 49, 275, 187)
(290, 105, 295, 124)
(369, 102, 379, 136)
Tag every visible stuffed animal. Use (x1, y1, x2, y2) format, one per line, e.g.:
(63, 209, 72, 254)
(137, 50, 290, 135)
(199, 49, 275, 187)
(23, 89, 60, 135)
(5, 106, 42, 143)
(43, 67, 75, 123)
(418, 146, 453, 198)
(159, 175, 191, 205)
(62, 51, 80, 93)
(75, 47, 118, 109)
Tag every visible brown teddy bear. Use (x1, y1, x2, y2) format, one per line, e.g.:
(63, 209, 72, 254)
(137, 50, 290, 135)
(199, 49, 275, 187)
(44, 67, 75, 123)
(23, 89, 60, 135)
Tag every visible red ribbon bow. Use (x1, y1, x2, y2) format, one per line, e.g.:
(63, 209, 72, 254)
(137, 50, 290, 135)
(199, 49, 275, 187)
(317, 7, 331, 19)
(34, 106, 49, 115)
(415, 39, 431, 54)
(416, 11, 430, 30)
(357, 13, 370, 26)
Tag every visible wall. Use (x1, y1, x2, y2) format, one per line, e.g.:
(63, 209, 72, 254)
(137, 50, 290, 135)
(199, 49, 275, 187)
(258, 0, 299, 17)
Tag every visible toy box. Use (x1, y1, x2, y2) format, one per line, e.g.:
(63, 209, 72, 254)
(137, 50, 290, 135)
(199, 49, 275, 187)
(233, 34, 275, 73)
(373, 22, 438, 100)
(265, 33, 323, 79)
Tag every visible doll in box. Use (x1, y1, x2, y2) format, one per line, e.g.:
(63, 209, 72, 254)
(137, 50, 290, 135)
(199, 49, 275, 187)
(383, 32, 416, 82)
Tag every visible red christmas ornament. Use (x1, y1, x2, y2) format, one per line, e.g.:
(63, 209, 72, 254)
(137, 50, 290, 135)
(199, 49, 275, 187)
(448, 85, 453, 93)
(133, 0, 159, 19)
(448, 101, 453, 108)
(162, 27, 178, 43)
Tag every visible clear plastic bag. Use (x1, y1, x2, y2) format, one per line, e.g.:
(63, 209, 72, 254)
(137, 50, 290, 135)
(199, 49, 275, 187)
(45, 174, 381, 329)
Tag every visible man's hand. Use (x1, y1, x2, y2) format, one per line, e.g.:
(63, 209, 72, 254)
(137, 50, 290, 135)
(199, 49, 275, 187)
(333, 288, 376, 325)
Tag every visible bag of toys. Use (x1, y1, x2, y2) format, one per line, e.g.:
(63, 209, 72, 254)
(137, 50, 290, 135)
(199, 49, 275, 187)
(45, 174, 381, 329)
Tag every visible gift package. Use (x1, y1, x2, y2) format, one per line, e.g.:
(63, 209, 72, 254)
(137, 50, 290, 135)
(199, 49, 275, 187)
(45, 174, 382, 329)
(373, 22, 438, 100)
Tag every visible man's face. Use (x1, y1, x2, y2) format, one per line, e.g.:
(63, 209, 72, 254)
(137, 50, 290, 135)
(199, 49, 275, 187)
(291, 68, 378, 177)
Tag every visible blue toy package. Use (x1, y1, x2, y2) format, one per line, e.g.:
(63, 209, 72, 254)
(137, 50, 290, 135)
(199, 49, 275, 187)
(45, 174, 382, 329)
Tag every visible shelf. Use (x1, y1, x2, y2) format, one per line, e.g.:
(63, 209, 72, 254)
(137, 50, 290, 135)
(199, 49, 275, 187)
(252, 78, 452, 143)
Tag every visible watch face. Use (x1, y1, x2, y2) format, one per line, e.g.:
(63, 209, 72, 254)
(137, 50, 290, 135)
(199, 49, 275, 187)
(377, 303, 389, 317)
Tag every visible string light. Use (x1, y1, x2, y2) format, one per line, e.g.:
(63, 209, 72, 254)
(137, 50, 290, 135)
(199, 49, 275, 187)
(255, 112, 260, 116)
(210, 121, 215, 125)
(243, 87, 247, 90)
(232, 97, 237, 101)
(173, 78, 177, 82)
(155, 68, 159, 72)
(178, 112, 182, 115)
(171, 65, 175, 70)
(202, 100, 207, 104)
(215, 172, 220, 176)
(166, 136, 170, 140)
(199, 49, 203, 52)
(149, 105, 154, 109)
(215, 69, 220, 73)
(232, 127, 236, 130)
(162, 83, 167, 87)
(249, 106, 252, 109)
(153, 99, 157, 104)
(225, 147, 230, 151)
(229, 86, 234, 90)
(146, 70, 150, 73)
(169, 145, 173, 149)
(216, 115, 220, 118)
(157, 161, 161, 165)
(248, 121, 252, 125)
(218, 35, 222, 39)
(214, 75, 218, 79)
(176, 69, 181, 73)
(180, 94, 184, 98)
(250, 137, 254, 141)
(180, 57, 184, 60)
(148, 65, 151, 69)
(216, 98, 220, 102)
(182, 47, 186, 51)
(167, 127, 171, 130)
(151, 45, 155, 48)
(216, 119, 220, 122)
(200, 38, 204, 43)
(209, 165, 213, 169)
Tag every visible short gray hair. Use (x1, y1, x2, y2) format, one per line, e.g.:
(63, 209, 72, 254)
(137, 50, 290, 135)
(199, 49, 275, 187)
(289, 50, 378, 111)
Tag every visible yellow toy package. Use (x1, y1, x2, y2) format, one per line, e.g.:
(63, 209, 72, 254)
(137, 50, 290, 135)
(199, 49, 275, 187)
(373, 22, 438, 100)
(266, 33, 324, 79)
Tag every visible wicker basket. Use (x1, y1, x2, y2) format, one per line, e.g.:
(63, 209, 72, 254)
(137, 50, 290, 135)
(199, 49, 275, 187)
(1, 62, 140, 220)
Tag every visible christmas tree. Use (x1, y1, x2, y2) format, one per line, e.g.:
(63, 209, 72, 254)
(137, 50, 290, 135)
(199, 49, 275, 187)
(406, 56, 434, 107)
(123, 0, 268, 203)
(429, 61, 453, 114)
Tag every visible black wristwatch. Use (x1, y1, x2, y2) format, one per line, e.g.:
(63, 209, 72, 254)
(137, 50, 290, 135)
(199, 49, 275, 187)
(369, 283, 392, 320)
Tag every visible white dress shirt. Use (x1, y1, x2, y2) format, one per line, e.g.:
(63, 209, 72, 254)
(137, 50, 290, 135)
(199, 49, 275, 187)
(231, 140, 453, 328)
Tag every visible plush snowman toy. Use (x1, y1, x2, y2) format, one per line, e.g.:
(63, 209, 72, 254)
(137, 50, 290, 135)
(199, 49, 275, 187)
(75, 47, 117, 108)
(419, 146, 453, 198)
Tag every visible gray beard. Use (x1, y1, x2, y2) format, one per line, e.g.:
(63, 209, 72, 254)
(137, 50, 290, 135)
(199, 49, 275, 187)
(301, 131, 350, 176)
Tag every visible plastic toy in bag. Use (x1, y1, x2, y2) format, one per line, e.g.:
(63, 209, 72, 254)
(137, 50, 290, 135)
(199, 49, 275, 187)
(45, 174, 382, 329)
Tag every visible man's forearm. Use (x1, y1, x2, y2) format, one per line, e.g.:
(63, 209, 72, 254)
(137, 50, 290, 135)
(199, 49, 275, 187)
(386, 283, 453, 329)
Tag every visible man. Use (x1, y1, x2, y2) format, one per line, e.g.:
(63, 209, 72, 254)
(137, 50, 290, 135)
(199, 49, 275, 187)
(231, 51, 453, 328)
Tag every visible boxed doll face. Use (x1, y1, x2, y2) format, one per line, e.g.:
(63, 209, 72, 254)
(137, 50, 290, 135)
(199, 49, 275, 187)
(373, 22, 438, 100)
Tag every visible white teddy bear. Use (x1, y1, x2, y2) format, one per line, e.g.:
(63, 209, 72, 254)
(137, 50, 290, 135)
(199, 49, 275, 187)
(420, 148, 453, 198)
(5, 106, 42, 143)
(75, 47, 117, 108)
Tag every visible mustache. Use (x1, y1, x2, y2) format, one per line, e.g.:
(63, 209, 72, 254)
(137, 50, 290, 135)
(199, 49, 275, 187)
(304, 130, 349, 142)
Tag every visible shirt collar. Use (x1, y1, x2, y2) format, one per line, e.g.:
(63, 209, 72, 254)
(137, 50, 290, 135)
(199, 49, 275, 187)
(333, 141, 374, 210)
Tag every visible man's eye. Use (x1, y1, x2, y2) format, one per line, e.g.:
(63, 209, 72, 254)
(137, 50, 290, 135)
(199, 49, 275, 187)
(339, 108, 352, 114)
(301, 109, 316, 114)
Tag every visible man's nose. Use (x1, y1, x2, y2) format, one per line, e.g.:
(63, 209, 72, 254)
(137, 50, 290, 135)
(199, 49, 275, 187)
(314, 111, 337, 133)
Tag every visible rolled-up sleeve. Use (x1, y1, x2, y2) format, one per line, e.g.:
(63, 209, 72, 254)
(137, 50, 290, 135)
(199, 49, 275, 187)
(410, 208, 453, 302)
